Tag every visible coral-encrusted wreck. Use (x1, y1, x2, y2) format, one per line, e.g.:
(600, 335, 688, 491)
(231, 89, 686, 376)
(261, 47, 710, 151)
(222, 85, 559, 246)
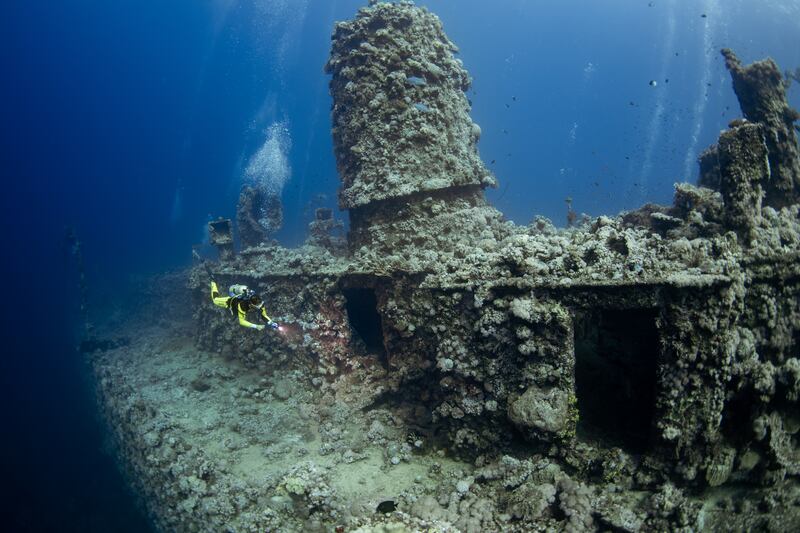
(95, 2, 799, 531)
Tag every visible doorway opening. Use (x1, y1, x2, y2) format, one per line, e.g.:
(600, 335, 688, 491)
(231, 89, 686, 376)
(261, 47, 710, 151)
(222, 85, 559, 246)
(343, 288, 387, 362)
(574, 309, 660, 453)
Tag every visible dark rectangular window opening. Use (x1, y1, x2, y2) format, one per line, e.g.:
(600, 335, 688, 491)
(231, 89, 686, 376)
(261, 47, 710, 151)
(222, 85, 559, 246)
(343, 288, 387, 364)
(574, 309, 660, 454)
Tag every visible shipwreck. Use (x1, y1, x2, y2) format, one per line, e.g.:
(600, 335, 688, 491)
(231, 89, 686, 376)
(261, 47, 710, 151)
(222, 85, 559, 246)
(93, 2, 800, 531)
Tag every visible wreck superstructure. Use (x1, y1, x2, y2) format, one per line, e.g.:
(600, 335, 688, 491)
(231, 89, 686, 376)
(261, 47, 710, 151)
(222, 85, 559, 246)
(94, 2, 800, 531)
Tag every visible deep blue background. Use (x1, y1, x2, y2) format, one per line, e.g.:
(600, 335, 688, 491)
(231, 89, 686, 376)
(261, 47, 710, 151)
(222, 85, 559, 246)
(1, 0, 798, 530)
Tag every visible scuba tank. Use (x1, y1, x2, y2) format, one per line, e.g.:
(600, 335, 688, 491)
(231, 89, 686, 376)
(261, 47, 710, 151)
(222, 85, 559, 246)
(229, 284, 257, 300)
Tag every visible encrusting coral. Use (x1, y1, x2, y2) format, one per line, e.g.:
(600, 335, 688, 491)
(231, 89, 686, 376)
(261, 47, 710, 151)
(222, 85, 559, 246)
(91, 2, 800, 531)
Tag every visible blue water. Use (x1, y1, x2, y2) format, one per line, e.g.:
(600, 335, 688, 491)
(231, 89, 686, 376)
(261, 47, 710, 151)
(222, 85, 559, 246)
(1, 0, 798, 530)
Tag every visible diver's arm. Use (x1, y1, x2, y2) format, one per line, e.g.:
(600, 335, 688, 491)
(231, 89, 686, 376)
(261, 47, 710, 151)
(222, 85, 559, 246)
(211, 281, 230, 308)
(238, 303, 264, 330)
(261, 307, 279, 329)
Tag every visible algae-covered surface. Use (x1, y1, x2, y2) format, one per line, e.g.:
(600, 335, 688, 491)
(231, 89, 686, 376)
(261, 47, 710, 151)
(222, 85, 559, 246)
(94, 268, 800, 532)
(88, 2, 800, 532)
(93, 304, 475, 532)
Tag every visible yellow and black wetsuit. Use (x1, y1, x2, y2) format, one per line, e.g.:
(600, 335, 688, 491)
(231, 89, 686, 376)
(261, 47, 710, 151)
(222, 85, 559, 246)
(210, 281, 274, 330)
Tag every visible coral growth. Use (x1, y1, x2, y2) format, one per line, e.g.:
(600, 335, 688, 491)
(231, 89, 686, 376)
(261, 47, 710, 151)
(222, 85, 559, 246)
(92, 3, 800, 531)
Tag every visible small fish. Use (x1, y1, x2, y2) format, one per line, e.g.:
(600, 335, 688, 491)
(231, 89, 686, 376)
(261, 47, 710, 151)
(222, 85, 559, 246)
(491, 159, 496, 164)
(664, 78, 669, 83)
(505, 103, 510, 108)
(649, 80, 658, 87)
(502, 129, 508, 134)
(512, 96, 517, 101)
(376, 501, 396, 514)
(701, 13, 707, 18)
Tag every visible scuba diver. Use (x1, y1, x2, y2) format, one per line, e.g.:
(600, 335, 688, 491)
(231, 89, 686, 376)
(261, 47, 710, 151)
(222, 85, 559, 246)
(210, 280, 279, 332)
